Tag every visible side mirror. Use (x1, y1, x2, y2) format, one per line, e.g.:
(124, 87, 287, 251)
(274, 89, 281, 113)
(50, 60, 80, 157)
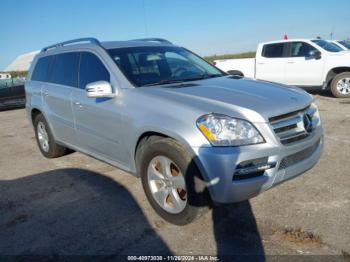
(86, 81, 115, 98)
(307, 50, 322, 60)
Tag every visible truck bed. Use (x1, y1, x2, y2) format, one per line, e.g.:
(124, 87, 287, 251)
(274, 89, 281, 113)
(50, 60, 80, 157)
(214, 58, 256, 78)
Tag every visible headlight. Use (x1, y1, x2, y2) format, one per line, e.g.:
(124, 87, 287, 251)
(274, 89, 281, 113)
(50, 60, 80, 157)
(196, 114, 264, 146)
(310, 102, 321, 126)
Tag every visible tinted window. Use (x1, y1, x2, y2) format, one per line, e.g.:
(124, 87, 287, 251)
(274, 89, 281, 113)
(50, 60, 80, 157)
(311, 40, 342, 52)
(290, 42, 317, 57)
(262, 43, 285, 58)
(49, 52, 79, 87)
(79, 52, 110, 89)
(31, 56, 53, 81)
(339, 40, 350, 49)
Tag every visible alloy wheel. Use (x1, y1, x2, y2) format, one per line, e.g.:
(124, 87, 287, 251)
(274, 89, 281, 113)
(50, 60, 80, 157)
(147, 155, 187, 214)
(336, 77, 350, 95)
(37, 121, 49, 152)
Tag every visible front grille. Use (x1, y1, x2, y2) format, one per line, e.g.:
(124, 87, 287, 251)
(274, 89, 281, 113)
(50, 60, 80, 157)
(269, 106, 309, 122)
(269, 105, 319, 145)
(278, 139, 320, 170)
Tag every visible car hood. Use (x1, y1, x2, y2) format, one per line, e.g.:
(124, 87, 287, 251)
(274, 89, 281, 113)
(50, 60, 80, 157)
(141, 76, 313, 123)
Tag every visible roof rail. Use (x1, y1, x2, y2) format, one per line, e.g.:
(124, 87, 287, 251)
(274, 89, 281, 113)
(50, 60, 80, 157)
(130, 38, 173, 45)
(41, 37, 101, 52)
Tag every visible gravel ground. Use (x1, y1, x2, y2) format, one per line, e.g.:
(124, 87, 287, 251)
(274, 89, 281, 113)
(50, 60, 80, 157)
(0, 92, 349, 260)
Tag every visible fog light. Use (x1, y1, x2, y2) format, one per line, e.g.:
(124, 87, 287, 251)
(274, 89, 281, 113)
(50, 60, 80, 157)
(233, 158, 276, 180)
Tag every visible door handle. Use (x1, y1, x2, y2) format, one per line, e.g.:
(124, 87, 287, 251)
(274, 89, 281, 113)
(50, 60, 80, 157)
(73, 101, 83, 108)
(257, 62, 264, 65)
(287, 61, 295, 64)
(43, 91, 49, 97)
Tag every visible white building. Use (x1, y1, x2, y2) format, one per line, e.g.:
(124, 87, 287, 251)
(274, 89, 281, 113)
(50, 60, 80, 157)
(5, 50, 39, 71)
(0, 72, 11, 79)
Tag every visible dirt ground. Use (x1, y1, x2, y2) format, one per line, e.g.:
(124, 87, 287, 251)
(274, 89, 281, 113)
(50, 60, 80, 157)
(0, 91, 349, 260)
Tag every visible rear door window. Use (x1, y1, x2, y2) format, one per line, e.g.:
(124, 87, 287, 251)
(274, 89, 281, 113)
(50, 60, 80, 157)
(49, 52, 79, 87)
(262, 43, 286, 58)
(31, 56, 53, 82)
(79, 52, 110, 89)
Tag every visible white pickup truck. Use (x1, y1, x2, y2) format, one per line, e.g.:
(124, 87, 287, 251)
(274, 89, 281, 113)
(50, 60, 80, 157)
(214, 39, 350, 97)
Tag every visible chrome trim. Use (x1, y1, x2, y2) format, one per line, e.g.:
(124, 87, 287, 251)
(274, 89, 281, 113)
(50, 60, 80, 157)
(270, 116, 301, 129)
(270, 105, 319, 145)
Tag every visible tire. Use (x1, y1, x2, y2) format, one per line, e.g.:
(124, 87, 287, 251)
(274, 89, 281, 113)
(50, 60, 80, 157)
(330, 72, 350, 98)
(136, 136, 211, 225)
(34, 113, 67, 158)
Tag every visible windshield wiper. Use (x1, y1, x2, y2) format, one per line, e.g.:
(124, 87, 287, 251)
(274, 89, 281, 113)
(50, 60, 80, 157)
(181, 74, 224, 82)
(141, 74, 224, 87)
(141, 79, 185, 87)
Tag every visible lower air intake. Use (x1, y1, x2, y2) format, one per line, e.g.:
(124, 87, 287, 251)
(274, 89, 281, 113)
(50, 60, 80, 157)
(279, 139, 320, 170)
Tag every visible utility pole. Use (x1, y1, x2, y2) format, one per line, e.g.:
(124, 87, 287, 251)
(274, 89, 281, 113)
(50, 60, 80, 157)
(330, 27, 334, 40)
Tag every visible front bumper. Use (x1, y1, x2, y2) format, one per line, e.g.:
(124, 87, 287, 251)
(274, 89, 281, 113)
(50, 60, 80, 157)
(192, 126, 324, 204)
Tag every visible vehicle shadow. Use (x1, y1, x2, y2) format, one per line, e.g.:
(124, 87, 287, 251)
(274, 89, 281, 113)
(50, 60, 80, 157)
(186, 157, 265, 261)
(212, 203, 265, 261)
(300, 87, 333, 98)
(0, 168, 171, 256)
(0, 166, 265, 260)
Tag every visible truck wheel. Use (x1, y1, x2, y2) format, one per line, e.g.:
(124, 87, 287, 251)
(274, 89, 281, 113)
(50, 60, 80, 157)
(136, 136, 211, 225)
(34, 114, 67, 158)
(330, 72, 350, 98)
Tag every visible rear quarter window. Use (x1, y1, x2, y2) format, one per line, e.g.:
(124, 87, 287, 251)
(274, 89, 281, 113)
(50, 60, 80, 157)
(31, 56, 53, 82)
(262, 43, 285, 58)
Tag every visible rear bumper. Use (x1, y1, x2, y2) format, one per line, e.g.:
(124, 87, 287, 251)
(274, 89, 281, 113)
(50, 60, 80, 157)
(192, 126, 323, 204)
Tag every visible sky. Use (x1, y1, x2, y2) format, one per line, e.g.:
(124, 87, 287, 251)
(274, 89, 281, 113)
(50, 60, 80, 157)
(1, 0, 350, 70)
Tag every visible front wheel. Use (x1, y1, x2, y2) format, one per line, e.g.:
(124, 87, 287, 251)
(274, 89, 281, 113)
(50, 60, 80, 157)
(137, 136, 211, 225)
(330, 72, 350, 98)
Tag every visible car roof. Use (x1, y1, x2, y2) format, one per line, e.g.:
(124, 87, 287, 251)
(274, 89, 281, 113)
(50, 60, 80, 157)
(259, 39, 318, 45)
(38, 38, 176, 57)
(101, 40, 175, 49)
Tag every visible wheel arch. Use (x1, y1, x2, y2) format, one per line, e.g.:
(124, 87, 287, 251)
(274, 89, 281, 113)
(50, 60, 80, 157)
(132, 130, 209, 183)
(134, 130, 194, 165)
(30, 107, 58, 140)
(325, 67, 350, 87)
(31, 108, 42, 124)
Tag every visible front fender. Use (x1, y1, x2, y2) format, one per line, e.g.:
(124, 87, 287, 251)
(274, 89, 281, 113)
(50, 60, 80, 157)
(129, 115, 211, 176)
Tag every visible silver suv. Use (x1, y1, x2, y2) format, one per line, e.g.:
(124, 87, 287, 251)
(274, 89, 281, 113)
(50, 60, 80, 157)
(26, 38, 324, 225)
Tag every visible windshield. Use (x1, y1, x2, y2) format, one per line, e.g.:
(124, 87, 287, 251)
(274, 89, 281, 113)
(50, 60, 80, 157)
(311, 40, 343, 52)
(107, 46, 225, 87)
(339, 40, 350, 50)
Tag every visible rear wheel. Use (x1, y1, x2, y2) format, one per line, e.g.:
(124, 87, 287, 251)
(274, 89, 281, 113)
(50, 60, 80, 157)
(34, 114, 67, 158)
(330, 72, 350, 98)
(136, 136, 211, 225)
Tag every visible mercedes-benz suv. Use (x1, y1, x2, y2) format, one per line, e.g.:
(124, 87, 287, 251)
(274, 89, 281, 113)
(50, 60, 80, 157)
(25, 38, 323, 225)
